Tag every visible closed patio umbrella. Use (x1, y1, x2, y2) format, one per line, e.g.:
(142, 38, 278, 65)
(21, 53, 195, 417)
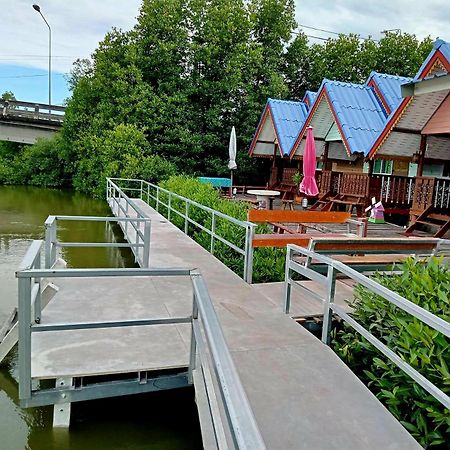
(299, 126, 319, 197)
(228, 126, 237, 196)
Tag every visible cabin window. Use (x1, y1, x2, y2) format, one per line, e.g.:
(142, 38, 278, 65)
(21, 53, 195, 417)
(316, 161, 323, 171)
(372, 159, 393, 175)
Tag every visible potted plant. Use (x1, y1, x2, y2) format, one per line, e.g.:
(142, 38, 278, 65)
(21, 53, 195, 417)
(292, 172, 303, 203)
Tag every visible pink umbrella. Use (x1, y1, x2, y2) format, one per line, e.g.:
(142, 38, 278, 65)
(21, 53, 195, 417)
(299, 126, 319, 197)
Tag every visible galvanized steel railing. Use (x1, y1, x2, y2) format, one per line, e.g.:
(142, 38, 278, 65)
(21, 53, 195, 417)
(45, 213, 151, 269)
(284, 244, 450, 411)
(16, 241, 265, 449)
(107, 178, 256, 283)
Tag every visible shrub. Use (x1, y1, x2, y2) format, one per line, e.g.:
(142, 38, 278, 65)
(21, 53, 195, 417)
(335, 257, 450, 448)
(158, 176, 286, 283)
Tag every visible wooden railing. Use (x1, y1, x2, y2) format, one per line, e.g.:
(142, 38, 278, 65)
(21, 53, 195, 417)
(370, 174, 415, 208)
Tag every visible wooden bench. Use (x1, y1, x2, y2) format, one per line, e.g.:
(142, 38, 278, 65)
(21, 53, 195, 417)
(300, 237, 450, 273)
(248, 210, 366, 248)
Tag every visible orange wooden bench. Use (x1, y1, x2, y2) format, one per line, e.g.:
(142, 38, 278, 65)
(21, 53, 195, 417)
(248, 210, 366, 248)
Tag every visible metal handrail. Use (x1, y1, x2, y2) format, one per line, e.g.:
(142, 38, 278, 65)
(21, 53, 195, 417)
(16, 244, 265, 448)
(284, 243, 450, 411)
(44, 212, 151, 269)
(107, 178, 256, 283)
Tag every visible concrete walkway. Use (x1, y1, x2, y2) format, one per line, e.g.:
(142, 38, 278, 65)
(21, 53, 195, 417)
(118, 199, 420, 449)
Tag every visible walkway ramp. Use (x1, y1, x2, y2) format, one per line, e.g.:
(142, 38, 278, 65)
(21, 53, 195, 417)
(121, 199, 419, 449)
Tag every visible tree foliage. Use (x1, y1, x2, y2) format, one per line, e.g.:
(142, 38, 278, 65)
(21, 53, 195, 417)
(0, 1, 436, 195)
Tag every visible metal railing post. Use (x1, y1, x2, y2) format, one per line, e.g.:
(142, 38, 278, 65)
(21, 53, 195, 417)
(244, 224, 255, 283)
(210, 212, 216, 254)
(184, 202, 189, 234)
(156, 187, 160, 212)
(284, 247, 292, 314)
(188, 292, 198, 385)
(34, 251, 42, 323)
(147, 183, 150, 205)
(44, 221, 52, 269)
(321, 264, 337, 345)
(140, 180, 143, 200)
(125, 201, 129, 235)
(168, 192, 172, 221)
(18, 276, 32, 401)
(143, 220, 151, 268)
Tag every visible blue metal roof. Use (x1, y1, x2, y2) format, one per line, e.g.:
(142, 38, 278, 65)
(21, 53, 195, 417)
(267, 98, 309, 156)
(414, 39, 450, 81)
(302, 91, 318, 110)
(366, 72, 413, 113)
(322, 80, 388, 156)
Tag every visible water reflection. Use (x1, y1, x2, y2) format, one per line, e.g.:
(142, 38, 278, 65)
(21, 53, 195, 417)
(0, 186, 201, 450)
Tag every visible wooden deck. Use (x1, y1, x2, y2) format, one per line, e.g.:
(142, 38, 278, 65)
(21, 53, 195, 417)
(29, 198, 421, 449)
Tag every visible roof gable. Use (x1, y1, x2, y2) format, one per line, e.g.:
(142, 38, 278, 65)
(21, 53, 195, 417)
(291, 80, 388, 158)
(414, 39, 450, 81)
(302, 91, 318, 110)
(366, 72, 413, 114)
(249, 98, 308, 157)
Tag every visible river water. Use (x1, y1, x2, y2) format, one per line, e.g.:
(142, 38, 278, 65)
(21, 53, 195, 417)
(0, 185, 202, 450)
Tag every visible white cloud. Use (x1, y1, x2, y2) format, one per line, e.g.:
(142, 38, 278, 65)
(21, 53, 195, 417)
(1, 0, 142, 73)
(1, 0, 449, 75)
(294, 0, 450, 43)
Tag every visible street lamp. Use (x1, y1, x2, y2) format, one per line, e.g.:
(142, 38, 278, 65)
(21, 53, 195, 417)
(32, 4, 52, 109)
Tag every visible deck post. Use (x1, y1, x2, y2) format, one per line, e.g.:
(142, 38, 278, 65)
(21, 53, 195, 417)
(321, 265, 337, 345)
(53, 377, 73, 428)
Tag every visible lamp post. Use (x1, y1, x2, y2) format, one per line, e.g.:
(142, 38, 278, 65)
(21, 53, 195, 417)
(32, 4, 52, 109)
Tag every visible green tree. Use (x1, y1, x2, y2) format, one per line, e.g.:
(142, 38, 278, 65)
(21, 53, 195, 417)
(1, 91, 16, 101)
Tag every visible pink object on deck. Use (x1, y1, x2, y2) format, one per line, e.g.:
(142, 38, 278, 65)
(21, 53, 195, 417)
(299, 126, 319, 197)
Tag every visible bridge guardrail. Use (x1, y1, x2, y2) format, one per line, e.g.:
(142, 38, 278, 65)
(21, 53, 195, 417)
(0, 99, 65, 123)
(284, 243, 450, 411)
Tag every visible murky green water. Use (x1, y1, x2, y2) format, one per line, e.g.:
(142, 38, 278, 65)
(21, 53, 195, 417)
(0, 186, 202, 450)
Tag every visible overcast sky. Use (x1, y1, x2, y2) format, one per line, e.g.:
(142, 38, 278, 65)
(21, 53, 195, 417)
(1, 0, 449, 104)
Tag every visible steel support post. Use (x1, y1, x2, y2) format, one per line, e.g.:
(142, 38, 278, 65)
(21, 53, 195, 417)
(18, 276, 32, 402)
(321, 265, 337, 345)
(156, 187, 160, 212)
(53, 377, 72, 428)
(140, 180, 143, 200)
(147, 183, 150, 205)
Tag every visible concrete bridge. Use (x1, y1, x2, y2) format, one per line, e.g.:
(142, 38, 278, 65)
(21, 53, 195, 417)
(0, 100, 65, 144)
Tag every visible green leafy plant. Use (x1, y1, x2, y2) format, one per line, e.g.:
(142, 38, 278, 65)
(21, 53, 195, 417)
(158, 176, 286, 283)
(334, 257, 450, 448)
(292, 171, 303, 186)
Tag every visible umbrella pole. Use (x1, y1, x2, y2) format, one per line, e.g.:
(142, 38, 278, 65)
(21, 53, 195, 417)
(230, 170, 233, 198)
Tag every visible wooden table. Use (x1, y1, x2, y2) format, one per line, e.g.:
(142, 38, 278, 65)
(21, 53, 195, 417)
(247, 189, 281, 209)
